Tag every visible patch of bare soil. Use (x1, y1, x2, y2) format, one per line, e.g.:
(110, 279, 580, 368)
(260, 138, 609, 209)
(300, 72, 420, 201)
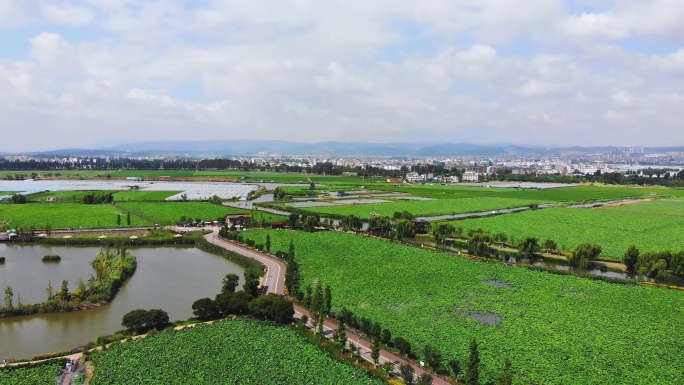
(598, 198, 652, 208)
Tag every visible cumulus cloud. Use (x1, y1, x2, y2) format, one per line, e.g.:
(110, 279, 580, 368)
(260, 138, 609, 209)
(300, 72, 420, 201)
(0, 0, 683, 151)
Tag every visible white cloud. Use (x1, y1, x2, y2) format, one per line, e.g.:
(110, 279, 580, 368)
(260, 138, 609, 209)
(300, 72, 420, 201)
(0, 0, 683, 150)
(0, 1, 94, 26)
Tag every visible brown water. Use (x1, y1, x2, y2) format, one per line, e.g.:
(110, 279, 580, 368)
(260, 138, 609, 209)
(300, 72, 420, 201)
(0, 243, 244, 359)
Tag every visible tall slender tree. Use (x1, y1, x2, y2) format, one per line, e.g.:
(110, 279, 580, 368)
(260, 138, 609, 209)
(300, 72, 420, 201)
(623, 245, 640, 274)
(4, 286, 13, 309)
(465, 339, 480, 385)
(497, 359, 513, 385)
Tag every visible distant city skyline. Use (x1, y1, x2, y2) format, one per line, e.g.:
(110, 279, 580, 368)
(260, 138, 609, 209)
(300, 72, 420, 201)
(1, 1, 684, 152)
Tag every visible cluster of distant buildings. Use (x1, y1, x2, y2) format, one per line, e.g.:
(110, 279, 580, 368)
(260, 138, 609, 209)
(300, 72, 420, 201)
(395, 161, 683, 185)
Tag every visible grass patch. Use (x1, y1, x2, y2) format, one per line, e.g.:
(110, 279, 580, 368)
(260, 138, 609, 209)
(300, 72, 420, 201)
(449, 200, 684, 258)
(118, 202, 285, 225)
(113, 191, 181, 201)
(243, 230, 684, 385)
(297, 197, 539, 219)
(0, 203, 150, 229)
(89, 318, 384, 385)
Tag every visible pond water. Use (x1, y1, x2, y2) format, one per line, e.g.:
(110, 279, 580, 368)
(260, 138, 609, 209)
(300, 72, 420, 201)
(0, 243, 244, 359)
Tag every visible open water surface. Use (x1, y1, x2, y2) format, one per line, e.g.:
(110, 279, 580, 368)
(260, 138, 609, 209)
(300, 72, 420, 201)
(0, 243, 244, 359)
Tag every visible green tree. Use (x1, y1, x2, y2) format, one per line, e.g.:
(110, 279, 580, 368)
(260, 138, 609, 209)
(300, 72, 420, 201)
(4, 286, 13, 309)
(334, 318, 348, 349)
(371, 337, 381, 365)
(265, 234, 271, 253)
(448, 358, 462, 380)
(117, 213, 121, 227)
(623, 245, 640, 274)
(399, 363, 415, 385)
(433, 223, 455, 245)
(222, 273, 240, 293)
(126, 212, 131, 226)
(72, 279, 87, 301)
(247, 294, 294, 324)
(395, 219, 416, 241)
(243, 269, 261, 297)
(543, 239, 558, 252)
(192, 298, 219, 320)
(340, 214, 363, 232)
(310, 282, 324, 331)
(517, 237, 540, 262)
(568, 243, 602, 269)
(285, 255, 301, 296)
(309, 182, 315, 190)
(323, 284, 332, 317)
(45, 280, 54, 301)
(381, 329, 392, 345)
(288, 239, 295, 259)
(636, 251, 671, 279)
(302, 215, 320, 232)
(394, 336, 412, 357)
(497, 359, 513, 385)
(423, 344, 443, 371)
(122, 309, 169, 332)
(287, 212, 299, 228)
(273, 187, 286, 200)
(416, 373, 433, 385)
(215, 291, 253, 315)
(10, 194, 26, 204)
(465, 339, 480, 385)
(469, 232, 494, 258)
(57, 280, 70, 304)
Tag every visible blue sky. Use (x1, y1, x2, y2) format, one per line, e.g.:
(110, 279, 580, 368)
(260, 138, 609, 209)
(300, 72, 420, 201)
(0, 0, 683, 152)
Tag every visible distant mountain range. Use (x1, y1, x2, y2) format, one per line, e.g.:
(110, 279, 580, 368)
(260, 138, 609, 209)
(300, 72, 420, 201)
(7, 140, 684, 157)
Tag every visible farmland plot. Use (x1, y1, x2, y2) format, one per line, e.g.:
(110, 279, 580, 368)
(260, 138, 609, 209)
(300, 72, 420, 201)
(242, 230, 684, 385)
(90, 319, 383, 385)
(298, 197, 539, 218)
(0, 203, 149, 229)
(451, 200, 684, 258)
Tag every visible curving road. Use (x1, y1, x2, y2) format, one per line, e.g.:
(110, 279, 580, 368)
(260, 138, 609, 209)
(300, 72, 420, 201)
(205, 229, 451, 385)
(205, 230, 286, 295)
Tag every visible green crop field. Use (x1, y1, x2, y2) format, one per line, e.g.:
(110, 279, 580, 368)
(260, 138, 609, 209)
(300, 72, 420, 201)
(0, 203, 150, 229)
(118, 202, 284, 225)
(27, 190, 122, 203)
(296, 197, 539, 219)
(375, 184, 675, 203)
(89, 319, 383, 385)
(113, 191, 181, 201)
(0, 361, 63, 385)
(241, 230, 684, 385)
(447, 199, 684, 258)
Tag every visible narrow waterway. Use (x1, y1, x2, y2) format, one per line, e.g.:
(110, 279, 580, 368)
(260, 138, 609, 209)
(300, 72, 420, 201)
(0, 243, 244, 359)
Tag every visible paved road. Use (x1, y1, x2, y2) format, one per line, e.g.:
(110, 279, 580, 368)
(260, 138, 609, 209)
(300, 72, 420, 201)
(205, 230, 286, 295)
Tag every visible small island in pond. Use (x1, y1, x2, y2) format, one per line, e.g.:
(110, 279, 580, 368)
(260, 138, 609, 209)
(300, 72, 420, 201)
(0, 246, 136, 318)
(42, 255, 61, 262)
